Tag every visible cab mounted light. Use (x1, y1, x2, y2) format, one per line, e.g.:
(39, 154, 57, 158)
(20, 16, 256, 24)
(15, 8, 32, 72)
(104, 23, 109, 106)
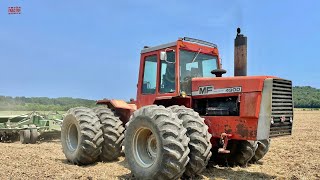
(181, 37, 217, 48)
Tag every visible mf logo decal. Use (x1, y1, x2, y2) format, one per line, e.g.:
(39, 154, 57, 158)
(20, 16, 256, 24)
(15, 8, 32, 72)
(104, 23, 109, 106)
(199, 86, 213, 94)
(192, 86, 242, 96)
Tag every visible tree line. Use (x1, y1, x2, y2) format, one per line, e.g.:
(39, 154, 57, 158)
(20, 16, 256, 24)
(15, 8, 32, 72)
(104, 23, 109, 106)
(0, 96, 96, 111)
(293, 86, 320, 108)
(0, 86, 319, 111)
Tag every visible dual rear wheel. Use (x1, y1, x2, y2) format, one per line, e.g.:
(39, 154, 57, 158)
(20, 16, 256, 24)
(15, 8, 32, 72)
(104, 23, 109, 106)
(124, 105, 212, 179)
(61, 107, 125, 165)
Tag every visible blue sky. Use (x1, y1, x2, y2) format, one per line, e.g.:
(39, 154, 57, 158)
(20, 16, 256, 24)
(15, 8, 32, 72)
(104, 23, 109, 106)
(0, 1, 319, 100)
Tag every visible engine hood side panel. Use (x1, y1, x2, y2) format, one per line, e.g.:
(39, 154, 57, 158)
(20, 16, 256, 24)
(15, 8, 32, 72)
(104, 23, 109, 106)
(191, 76, 276, 98)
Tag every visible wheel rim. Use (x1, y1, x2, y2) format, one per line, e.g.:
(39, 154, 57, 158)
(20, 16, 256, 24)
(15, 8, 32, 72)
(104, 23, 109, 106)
(66, 124, 78, 151)
(133, 127, 158, 168)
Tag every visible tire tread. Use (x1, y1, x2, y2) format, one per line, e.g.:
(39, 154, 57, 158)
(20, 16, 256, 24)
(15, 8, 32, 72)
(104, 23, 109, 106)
(169, 105, 212, 178)
(93, 106, 125, 161)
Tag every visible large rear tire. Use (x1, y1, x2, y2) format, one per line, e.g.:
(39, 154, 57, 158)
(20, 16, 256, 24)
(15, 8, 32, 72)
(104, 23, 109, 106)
(125, 105, 190, 180)
(61, 107, 104, 165)
(93, 106, 125, 161)
(169, 105, 212, 178)
(250, 139, 270, 163)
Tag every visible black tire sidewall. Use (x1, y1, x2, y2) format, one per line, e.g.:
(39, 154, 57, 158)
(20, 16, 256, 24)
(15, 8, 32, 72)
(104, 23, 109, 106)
(61, 114, 81, 162)
(125, 115, 164, 178)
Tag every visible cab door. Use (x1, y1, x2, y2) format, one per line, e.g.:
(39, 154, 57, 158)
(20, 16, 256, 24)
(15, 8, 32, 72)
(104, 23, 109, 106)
(136, 52, 158, 108)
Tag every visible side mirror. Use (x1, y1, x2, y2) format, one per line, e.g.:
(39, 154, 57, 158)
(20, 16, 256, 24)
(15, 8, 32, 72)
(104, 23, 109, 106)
(160, 51, 167, 61)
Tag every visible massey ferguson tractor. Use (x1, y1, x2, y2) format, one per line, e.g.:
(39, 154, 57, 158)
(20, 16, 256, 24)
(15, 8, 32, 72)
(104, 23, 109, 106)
(61, 28, 293, 179)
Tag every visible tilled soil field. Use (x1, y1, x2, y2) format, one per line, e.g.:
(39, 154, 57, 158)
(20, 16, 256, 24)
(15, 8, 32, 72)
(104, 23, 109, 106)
(0, 111, 319, 180)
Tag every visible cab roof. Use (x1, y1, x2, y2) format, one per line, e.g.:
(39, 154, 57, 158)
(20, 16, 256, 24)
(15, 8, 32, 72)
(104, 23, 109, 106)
(141, 37, 217, 54)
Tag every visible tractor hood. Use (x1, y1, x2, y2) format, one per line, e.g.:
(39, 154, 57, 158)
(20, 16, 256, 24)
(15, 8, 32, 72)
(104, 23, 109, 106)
(191, 76, 276, 98)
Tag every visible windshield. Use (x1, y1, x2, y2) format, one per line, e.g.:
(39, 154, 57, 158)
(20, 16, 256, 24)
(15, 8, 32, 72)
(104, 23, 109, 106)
(179, 50, 218, 94)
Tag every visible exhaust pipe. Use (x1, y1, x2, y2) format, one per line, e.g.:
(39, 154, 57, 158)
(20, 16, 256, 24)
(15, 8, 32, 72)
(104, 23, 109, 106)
(234, 28, 247, 76)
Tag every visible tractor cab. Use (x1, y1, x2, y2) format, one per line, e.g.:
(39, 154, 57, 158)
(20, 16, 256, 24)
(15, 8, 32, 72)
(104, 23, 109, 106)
(136, 37, 222, 108)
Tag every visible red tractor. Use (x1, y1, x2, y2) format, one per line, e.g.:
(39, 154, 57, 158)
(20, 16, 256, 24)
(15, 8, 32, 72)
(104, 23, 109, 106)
(61, 29, 293, 179)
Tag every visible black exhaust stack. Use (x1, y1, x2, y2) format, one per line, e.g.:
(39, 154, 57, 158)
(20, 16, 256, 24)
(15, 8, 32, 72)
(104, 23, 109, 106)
(234, 28, 247, 76)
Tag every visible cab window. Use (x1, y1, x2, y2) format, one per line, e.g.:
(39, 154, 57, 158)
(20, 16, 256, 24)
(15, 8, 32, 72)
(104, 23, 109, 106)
(142, 55, 157, 94)
(159, 51, 176, 93)
(180, 50, 218, 95)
